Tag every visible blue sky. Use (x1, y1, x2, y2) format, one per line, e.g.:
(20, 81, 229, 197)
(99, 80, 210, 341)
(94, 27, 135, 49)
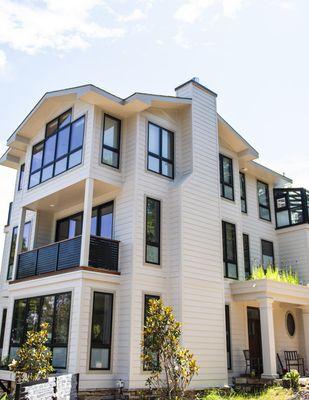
(0, 0, 309, 253)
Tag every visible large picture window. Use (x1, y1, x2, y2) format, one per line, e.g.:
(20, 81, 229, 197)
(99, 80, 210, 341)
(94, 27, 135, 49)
(222, 221, 238, 279)
(225, 305, 232, 370)
(147, 122, 174, 179)
(239, 172, 247, 213)
(220, 154, 234, 201)
(257, 180, 271, 221)
(0, 309, 7, 359)
(143, 294, 160, 371)
(102, 115, 121, 169)
(261, 240, 274, 268)
(29, 110, 85, 188)
(90, 292, 113, 370)
(10, 292, 71, 369)
(145, 197, 161, 265)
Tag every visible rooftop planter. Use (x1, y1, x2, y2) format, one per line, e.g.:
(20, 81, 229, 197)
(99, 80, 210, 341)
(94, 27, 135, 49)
(249, 265, 300, 285)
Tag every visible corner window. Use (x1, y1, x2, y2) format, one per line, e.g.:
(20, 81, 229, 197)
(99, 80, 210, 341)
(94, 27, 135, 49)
(225, 305, 232, 370)
(261, 239, 274, 267)
(239, 172, 247, 213)
(90, 292, 113, 370)
(102, 115, 121, 169)
(143, 294, 160, 371)
(145, 197, 161, 265)
(222, 221, 238, 279)
(243, 234, 251, 279)
(29, 111, 84, 188)
(18, 164, 25, 191)
(9, 292, 71, 369)
(147, 122, 174, 179)
(220, 155, 234, 201)
(257, 180, 271, 221)
(0, 309, 7, 359)
(286, 312, 295, 337)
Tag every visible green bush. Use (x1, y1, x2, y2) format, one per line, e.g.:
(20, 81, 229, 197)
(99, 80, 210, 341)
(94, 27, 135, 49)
(250, 266, 299, 285)
(282, 369, 300, 390)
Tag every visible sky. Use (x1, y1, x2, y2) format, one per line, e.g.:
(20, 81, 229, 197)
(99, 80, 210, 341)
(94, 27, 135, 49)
(0, 0, 308, 255)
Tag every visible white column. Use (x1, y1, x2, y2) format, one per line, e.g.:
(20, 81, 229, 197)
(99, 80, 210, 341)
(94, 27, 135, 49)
(301, 306, 309, 371)
(80, 178, 94, 266)
(259, 297, 278, 379)
(12, 207, 27, 280)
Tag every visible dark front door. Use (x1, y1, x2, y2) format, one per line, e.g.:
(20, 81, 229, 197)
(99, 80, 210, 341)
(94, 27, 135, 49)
(247, 307, 263, 375)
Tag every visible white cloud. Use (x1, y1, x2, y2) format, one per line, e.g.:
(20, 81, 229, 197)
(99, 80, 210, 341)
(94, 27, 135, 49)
(0, 0, 125, 55)
(222, 0, 245, 18)
(118, 8, 147, 22)
(0, 49, 7, 69)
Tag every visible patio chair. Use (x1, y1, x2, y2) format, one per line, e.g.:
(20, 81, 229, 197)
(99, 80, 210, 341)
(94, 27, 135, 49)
(243, 350, 262, 375)
(284, 351, 305, 376)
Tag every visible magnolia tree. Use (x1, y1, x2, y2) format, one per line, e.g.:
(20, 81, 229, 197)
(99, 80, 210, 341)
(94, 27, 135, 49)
(9, 322, 54, 383)
(142, 299, 199, 399)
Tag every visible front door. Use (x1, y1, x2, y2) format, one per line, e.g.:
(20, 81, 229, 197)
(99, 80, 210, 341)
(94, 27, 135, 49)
(247, 307, 263, 375)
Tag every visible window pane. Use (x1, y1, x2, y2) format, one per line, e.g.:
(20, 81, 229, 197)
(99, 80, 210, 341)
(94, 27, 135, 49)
(224, 185, 234, 200)
(41, 165, 53, 182)
(100, 211, 113, 239)
(90, 348, 109, 369)
(226, 224, 236, 261)
(56, 220, 69, 242)
(260, 206, 270, 221)
(54, 158, 67, 175)
(162, 130, 172, 160)
(243, 234, 250, 278)
(102, 148, 118, 168)
(148, 155, 160, 173)
(31, 142, 44, 172)
(53, 293, 71, 345)
(52, 347, 67, 369)
(41, 296, 55, 342)
(70, 117, 84, 151)
(223, 157, 232, 184)
(162, 161, 173, 178)
(18, 164, 25, 191)
(146, 245, 159, 264)
(59, 110, 72, 129)
(277, 210, 289, 227)
(0, 309, 7, 352)
(43, 134, 56, 166)
(68, 214, 82, 238)
(22, 222, 31, 252)
(68, 149, 82, 169)
(104, 116, 119, 149)
(262, 240, 274, 267)
(29, 171, 41, 188)
(11, 299, 27, 345)
(227, 263, 238, 279)
(91, 293, 113, 347)
(148, 124, 160, 155)
(56, 126, 70, 158)
(291, 209, 303, 225)
(258, 182, 268, 206)
(91, 209, 98, 236)
(146, 198, 160, 245)
(46, 119, 58, 138)
(25, 297, 40, 332)
(8, 226, 18, 279)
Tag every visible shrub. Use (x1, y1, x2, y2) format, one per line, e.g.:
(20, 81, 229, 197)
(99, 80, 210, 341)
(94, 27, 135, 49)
(250, 265, 299, 285)
(142, 299, 199, 399)
(282, 369, 300, 390)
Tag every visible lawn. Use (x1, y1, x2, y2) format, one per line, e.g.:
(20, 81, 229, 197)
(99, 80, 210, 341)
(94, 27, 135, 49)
(202, 387, 295, 400)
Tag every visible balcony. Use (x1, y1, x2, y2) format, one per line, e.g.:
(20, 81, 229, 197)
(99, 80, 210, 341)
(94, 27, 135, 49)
(274, 188, 309, 229)
(16, 235, 119, 280)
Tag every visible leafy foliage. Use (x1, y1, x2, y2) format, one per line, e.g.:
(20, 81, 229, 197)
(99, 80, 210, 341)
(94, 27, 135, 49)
(9, 322, 54, 383)
(283, 369, 300, 390)
(201, 387, 294, 400)
(141, 299, 199, 399)
(250, 266, 299, 285)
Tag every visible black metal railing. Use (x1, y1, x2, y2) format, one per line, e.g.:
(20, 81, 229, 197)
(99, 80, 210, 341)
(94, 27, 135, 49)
(274, 187, 309, 229)
(16, 235, 119, 279)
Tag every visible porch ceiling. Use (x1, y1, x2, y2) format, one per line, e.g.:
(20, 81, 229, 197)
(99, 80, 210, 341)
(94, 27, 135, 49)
(231, 279, 309, 306)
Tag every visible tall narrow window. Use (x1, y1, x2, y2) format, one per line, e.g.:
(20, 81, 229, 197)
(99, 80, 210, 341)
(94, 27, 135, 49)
(102, 115, 121, 169)
(143, 294, 160, 371)
(22, 221, 31, 252)
(18, 164, 25, 191)
(7, 226, 18, 280)
(0, 309, 7, 358)
(261, 240, 274, 268)
(147, 122, 174, 179)
(90, 292, 113, 370)
(220, 154, 234, 201)
(6, 202, 12, 226)
(257, 180, 271, 221)
(243, 234, 251, 278)
(225, 305, 232, 370)
(91, 202, 114, 239)
(222, 221, 238, 279)
(145, 197, 161, 265)
(239, 172, 247, 213)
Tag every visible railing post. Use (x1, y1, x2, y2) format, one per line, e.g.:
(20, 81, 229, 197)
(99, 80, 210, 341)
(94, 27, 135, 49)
(80, 178, 94, 266)
(12, 207, 27, 280)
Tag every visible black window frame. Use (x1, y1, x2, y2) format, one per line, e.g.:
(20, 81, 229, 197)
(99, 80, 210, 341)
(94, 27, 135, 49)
(274, 188, 309, 229)
(55, 211, 83, 242)
(18, 164, 25, 191)
(28, 110, 85, 189)
(143, 294, 160, 371)
(222, 221, 238, 279)
(145, 197, 161, 265)
(147, 122, 174, 179)
(257, 180, 271, 221)
(7, 226, 18, 281)
(243, 233, 251, 279)
(261, 239, 275, 267)
(9, 292, 71, 370)
(225, 305, 232, 370)
(6, 202, 13, 226)
(220, 154, 234, 201)
(89, 291, 114, 371)
(101, 114, 121, 169)
(0, 308, 7, 358)
(239, 172, 247, 213)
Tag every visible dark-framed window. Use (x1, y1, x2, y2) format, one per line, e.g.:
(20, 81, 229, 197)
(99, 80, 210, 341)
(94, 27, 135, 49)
(102, 114, 121, 169)
(239, 172, 247, 213)
(18, 164, 25, 191)
(143, 294, 160, 371)
(145, 197, 161, 265)
(261, 239, 274, 268)
(225, 305, 232, 370)
(29, 110, 85, 189)
(0, 309, 7, 359)
(147, 122, 174, 179)
(9, 292, 71, 369)
(220, 154, 234, 201)
(222, 221, 238, 279)
(6, 202, 12, 226)
(56, 212, 83, 242)
(90, 292, 113, 370)
(257, 180, 271, 221)
(243, 234, 251, 278)
(274, 188, 308, 229)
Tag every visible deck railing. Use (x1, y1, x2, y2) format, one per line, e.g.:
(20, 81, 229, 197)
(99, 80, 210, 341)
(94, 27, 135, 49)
(274, 187, 309, 229)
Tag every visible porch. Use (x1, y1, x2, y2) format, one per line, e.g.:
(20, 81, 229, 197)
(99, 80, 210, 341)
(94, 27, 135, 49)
(230, 279, 309, 379)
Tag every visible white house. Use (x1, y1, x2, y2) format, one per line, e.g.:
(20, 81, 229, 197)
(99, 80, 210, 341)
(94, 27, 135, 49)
(0, 79, 308, 394)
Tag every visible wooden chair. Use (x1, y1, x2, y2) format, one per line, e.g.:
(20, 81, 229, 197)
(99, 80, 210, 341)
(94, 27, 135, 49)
(243, 350, 262, 375)
(284, 351, 305, 376)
